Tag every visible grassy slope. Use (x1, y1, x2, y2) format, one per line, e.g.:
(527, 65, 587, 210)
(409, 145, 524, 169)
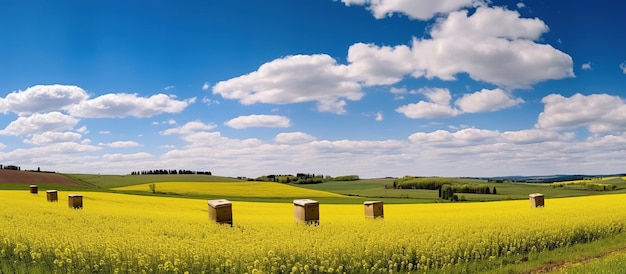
(61, 173, 243, 188)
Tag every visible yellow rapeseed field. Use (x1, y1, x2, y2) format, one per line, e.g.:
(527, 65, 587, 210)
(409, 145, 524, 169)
(1, 190, 625, 273)
(113, 181, 347, 198)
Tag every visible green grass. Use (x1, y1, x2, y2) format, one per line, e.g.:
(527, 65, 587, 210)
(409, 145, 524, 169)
(444, 231, 626, 273)
(61, 173, 243, 189)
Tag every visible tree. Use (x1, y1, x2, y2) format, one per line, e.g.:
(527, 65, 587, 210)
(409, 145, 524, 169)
(493, 186, 497, 194)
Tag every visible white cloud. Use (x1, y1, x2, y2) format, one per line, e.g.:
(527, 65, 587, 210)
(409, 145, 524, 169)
(346, 43, 414, 86)
(582, 62, 591, 70)
(340, 0, 482, 20)
(202, 82, 210, 91)
(24, 131, 82, 146)
(409, 7, 574, 88)
(620, 62, 626, 74)
(76, 126, 88, 134)
(501, 129, 574, 144)
(0, 112, 79, 136)
(225, 114, 291, 129)
(99, 141, 142, 148)
(455, 88, 524, 113)
(102, 152, 152, 161)
(376, 112, 383, 121)
(0, 84, 88, 115)
(164, 85, 175, 90)
(160, 121, 217, 136)
(516, 2, 525, 9)
(408, 128, 572, 147)
(275, 132, 317, 144)
(340, 7, 573, 89)
(537, 93, 626, 134)
(212, 54, 363, 114)
(67, 93, 195, 118)
(396, 88, 461, 119)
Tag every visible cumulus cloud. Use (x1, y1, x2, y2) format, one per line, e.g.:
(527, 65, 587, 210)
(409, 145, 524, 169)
(537, 93, 626, 134)
(212, 54, 363, 114)
(582, 62, 591, 70)
(376, 112, 383, 121)
(0, 112, 79, 136)
(202, 82, 210, 91)
(516, 2, 526, 9)
(160, 121, 217, 136)
(396, 88, 461, 119)
(0, 84, 88, 115)
(340, 0, 481, 20)
(102, 152, 152, 161)
(225, 114, 291, 129)
(455, 88, 524, 113)
(344, 7, 573, 89)
(620, 62, 626, 74)
(408, 128, 572, 147)
(408, 7, 574, 88)
(275, 132, 317, 144)
(24, 131, 82, 146)
(347, 43, 414, 86)
(99, 141, 142, 148)
(67, 93, 195, 118)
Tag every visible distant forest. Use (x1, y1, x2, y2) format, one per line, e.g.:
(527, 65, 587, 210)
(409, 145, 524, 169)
(130, 169, 212, 175)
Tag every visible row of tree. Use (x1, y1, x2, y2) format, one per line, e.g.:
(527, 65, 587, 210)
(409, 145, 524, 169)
(0, 164, 21, 171)
(130, 169, 212, 175)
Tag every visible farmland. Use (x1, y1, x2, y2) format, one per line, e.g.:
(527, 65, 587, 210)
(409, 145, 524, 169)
(2, 170, 626, 273)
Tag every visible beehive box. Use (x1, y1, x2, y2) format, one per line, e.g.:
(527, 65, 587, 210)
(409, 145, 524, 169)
(529, 193, 544, 207)
(364, 201, 384, 218)
(29, 185, 38, 194)
(68, 194, 83, 209)
(294, 199, 319, 225)
(208, 199, 232, 226)
(46, 190, 58, 202)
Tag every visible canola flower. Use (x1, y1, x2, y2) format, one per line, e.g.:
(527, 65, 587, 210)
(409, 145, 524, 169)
(113, 181, 347, 198)
(1, 190, 625, 273)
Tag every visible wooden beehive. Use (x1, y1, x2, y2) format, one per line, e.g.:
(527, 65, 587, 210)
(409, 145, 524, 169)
(46, 190, 58, 202)
(208, 199, 233, 226)
(294, 199, 319, 225)
(29, 185, 38, 194)
(364, 201, 384, 219)
(529, 193, 544, 207)
(68, 194, 83, 209)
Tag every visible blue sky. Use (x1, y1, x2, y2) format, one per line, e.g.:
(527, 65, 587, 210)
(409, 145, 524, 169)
(1, 0, 626, 178)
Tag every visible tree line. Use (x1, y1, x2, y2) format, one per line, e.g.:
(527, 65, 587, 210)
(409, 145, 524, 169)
(130, 169, 212, 175)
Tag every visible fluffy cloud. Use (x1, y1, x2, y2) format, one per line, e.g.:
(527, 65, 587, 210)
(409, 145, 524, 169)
(455, 88, 524, 113)
(225, 114, 290, 129)
(537, 93, 626, 134)
(408, 128, 572, 147)
(0, 112, 79, 136)
(582, 62, 591, 70)
(396, 88, 461, 118)
(345, 7, 573, 89)
(99, 141, 142, 148)
(212, 54, 363, 114)
(340, 0, 481, 20)
(160, 121, 217, 136)
(620, 62, 626, 74)
(0, 84, 88, 115)
(67, 93, 195, 118)
(346, 43, 414, 86)
(102, 152, 152, 161)
(202, 82, 210, 91)
(24, 131, 82, 146)
(275, 132, 317, 144)
(409, 7, 573, 88)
